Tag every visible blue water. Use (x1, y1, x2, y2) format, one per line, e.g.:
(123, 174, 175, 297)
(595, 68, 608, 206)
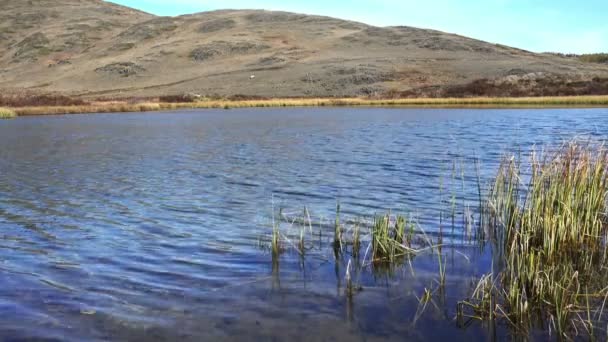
(0, 107, 606, 341)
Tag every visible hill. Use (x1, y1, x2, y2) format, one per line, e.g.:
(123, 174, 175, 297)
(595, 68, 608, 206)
(1, 0, 608, 99)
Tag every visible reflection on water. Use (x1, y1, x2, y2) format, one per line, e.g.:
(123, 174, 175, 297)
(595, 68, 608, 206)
(0, 107, 606, 340)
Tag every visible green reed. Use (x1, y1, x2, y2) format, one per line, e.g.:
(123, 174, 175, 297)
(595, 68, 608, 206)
(371, 214, 418, 263)
(334, 202, 342, 250)
(352, 222, 361, 257)
(271, 219, 281, 256)
(264, 140, 608, 339)
(460, 141, 608, 339)
(270, 207, 283, 256)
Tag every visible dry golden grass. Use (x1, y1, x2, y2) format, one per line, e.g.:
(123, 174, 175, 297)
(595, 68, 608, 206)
(0, 107, 17, 119)
(10, 95, 608, 116)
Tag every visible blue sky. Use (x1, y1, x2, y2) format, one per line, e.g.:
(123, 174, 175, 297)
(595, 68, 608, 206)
(110, 0, 608, 54)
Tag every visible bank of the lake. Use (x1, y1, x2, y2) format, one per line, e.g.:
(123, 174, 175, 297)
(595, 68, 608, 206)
(7, 95, 608, 116)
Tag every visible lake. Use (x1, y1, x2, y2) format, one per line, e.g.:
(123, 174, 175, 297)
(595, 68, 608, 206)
(1, 107, 607, 341)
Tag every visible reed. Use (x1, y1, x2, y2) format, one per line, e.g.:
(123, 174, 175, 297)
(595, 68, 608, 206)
(352, 222, 361, 257)
(371, 214, 416, 263)
(437, 250, 446, 287)
(0, 107, 16, 119)
(271, 208, 283, 256)
(345, 259, 354, 297)
(261, 139, 608, 339)
(395, 215, 406, 245)
(271, 223, 281, 256)
(414, 288, 435, 325)
(334, 202, 342, 249)
(459, 141, 608, 339)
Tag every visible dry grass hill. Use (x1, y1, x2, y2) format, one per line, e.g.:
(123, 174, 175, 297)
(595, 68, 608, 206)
(1, 0, 608, 99)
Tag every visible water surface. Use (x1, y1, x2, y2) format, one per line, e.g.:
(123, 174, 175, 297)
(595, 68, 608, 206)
(0, 107, 607, 341)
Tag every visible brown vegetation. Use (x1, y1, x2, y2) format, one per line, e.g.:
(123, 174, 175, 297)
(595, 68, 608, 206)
(158, 95, 196, 103)
(388, 75, 608, 98)
(547, 52, 608, 64)
(7, 95, 608, 116)
(0, 93, 88, 107)
(579, 53, 608, 64)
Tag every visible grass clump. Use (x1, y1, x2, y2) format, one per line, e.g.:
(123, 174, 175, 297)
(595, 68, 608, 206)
(371, 214, 416, 263)
(459, 142, 608, 338)
(0, 107, 17, 119)
(261, 140, 608, 339)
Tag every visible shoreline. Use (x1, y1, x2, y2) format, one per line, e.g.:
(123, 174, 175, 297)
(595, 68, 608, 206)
(7, 95, 608, 116)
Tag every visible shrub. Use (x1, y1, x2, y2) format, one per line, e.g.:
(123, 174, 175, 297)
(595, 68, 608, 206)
(0, 94, 87, 107)
(579, 53, 608, 64)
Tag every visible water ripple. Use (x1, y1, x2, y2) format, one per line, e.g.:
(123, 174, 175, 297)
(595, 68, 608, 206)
(0, 107, 607, 340)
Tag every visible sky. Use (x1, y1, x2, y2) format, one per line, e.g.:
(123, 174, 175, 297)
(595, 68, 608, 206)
(110, 0, 608, 54)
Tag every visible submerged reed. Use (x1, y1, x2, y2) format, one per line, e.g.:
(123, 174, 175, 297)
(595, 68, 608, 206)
(271, 208, 283, 256)
(459, 141, 608, 339)
(352, 222, 361, 257)
(334, 202, 342, 249)
(264, 139, 608, 339)
(371, 214, 417, 263)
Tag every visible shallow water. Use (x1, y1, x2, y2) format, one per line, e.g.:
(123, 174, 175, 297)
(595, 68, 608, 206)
(0, 107, 607, 341)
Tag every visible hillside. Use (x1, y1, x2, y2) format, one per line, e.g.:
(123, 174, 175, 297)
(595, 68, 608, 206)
(1, 0, 608, 98)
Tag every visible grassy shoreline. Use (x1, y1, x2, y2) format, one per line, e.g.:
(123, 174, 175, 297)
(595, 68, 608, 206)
(7, 95, 608, 116)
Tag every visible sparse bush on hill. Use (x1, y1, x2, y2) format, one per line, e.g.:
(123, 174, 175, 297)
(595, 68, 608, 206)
(226, 94, 271, 101)
(198, 18, 236, 33)
(95, 62, 146, 77)
(190, 41, 270, 62)
(117, 17, 178, 41)
(158, 95, 192, 103)
(544, 52, 579, 58)
(387, 74, 608, 98)
(12, 32, 50, 61)
(579, 53, 608, 64)
(159, 94, 207, 103)
(545, 52, 608, 64)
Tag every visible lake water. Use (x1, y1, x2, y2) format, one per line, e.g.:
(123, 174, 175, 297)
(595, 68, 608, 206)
(0, 108, 607, 341)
